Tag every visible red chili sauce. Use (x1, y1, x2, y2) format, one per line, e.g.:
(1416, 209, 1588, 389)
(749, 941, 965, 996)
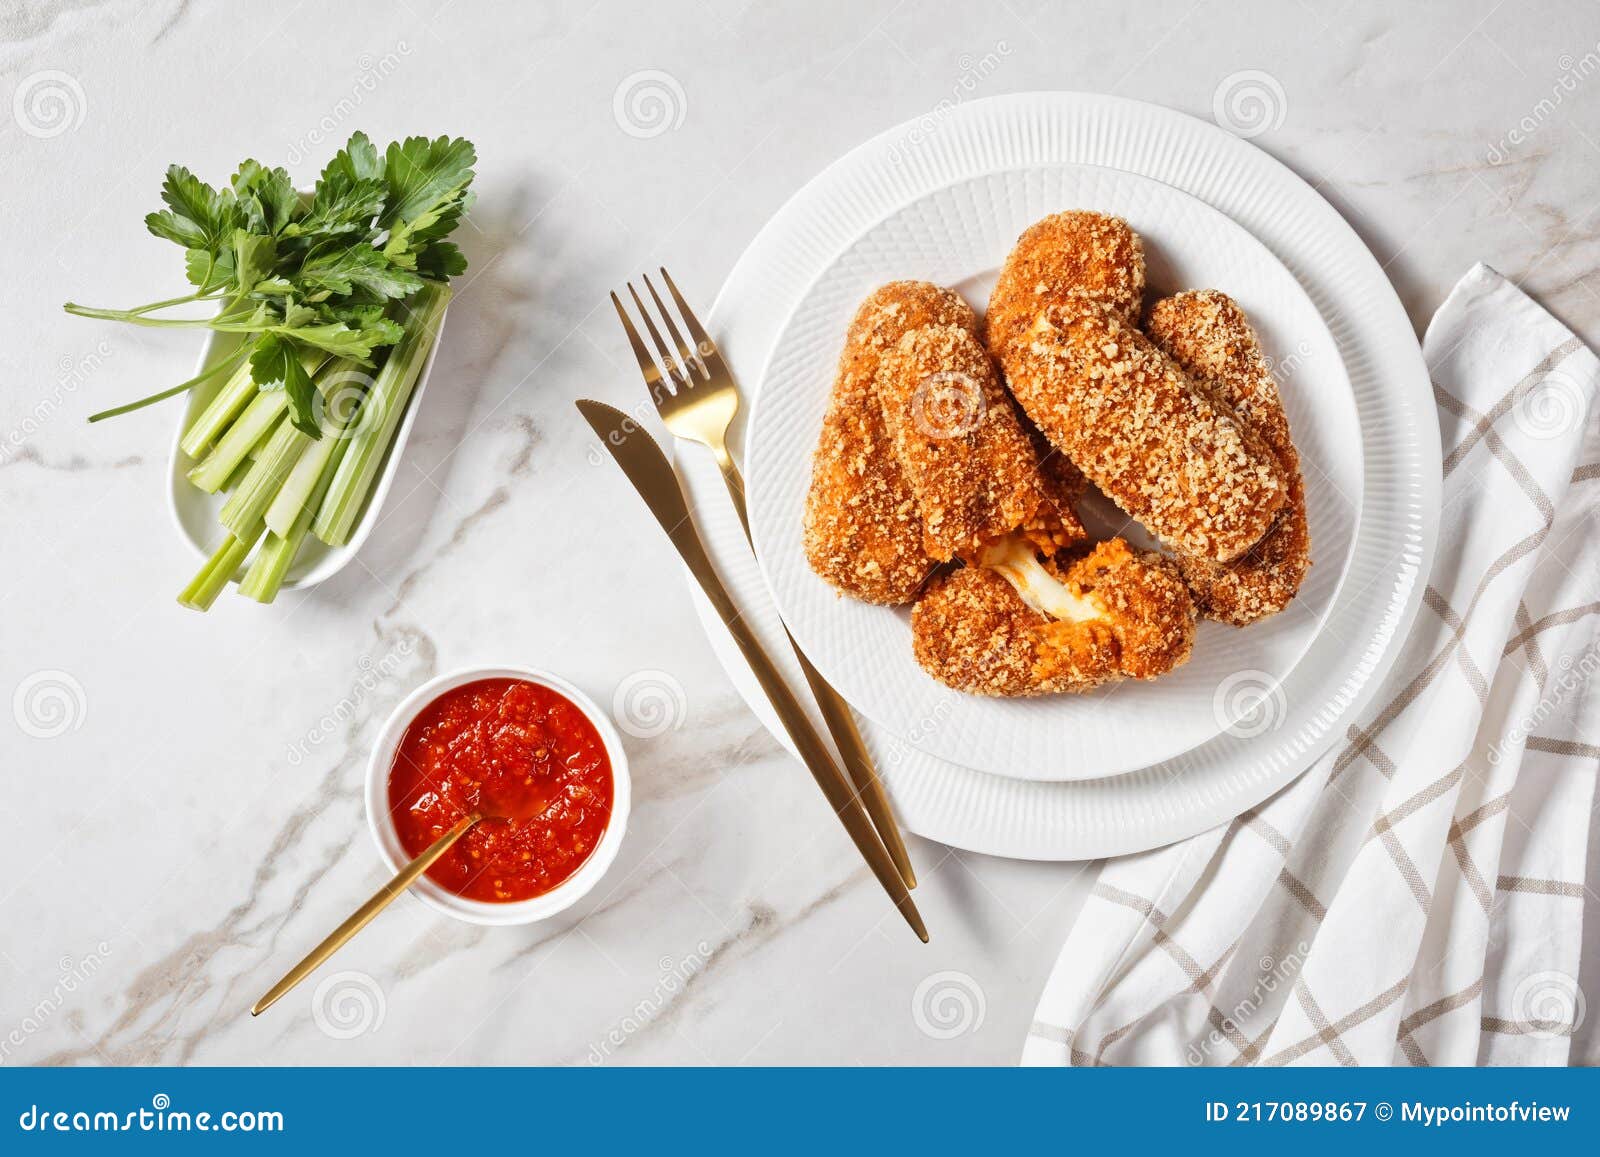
(387, 678, 614, 902)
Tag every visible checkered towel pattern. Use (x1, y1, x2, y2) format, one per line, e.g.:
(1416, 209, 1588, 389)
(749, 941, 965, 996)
(1024, 265, 1599, 1067)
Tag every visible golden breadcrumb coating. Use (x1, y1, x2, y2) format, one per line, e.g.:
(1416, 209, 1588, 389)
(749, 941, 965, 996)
(873, 323, 1083, 561)
(1022, 409, 1088, 540)
(1001, 295, 1288, 563)
(910, 540, 1196, 697)
(1146, 290, 1312, 625)
(985, 211, 1146, 359)
(803, 281, 978, 604)
(912, 566, 1087, 697)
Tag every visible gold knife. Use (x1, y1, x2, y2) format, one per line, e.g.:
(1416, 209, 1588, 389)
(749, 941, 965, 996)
(577, 399, 927, 942)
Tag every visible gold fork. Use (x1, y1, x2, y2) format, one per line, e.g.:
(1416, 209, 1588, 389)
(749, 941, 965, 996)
(612, 269, 917, 890)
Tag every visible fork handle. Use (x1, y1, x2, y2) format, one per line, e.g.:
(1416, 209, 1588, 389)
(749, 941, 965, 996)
(713, 445, 917, 889)
(789, 649, 917, 888)
(712, 446, 749, 533)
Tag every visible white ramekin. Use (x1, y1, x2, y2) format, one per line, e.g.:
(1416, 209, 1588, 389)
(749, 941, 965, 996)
(364, 665, 631, 926)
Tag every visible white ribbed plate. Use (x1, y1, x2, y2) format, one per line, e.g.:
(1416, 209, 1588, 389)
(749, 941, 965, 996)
(676, 92, 1437, 858)
(744, 166, 1361, 780)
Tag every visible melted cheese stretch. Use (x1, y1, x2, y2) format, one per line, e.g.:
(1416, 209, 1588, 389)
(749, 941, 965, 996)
(977, 537, 1100, 623)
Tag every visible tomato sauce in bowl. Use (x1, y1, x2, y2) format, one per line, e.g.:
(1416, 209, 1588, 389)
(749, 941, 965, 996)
(386, 677, 615, 903)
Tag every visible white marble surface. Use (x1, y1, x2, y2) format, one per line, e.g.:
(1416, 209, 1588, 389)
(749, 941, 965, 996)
(2, 0, 1597, 1065)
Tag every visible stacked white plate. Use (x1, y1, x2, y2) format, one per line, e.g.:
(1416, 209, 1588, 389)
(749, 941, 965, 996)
(675, 93, 1439, 860)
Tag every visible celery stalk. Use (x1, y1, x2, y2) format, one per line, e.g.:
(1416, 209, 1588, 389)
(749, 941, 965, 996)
(181, 349, 325, 461)
(188, 391, 288, 492)
(177, 524, 264, 611)
(240, 433, 352, 603)
(314, 283, 450, 546)
(218, 416, 309, 538)
(235, 530, 298, 604)
(264, 359, 365, 535)
(179, 357, 258, 459)
(219, 454, 255, 495)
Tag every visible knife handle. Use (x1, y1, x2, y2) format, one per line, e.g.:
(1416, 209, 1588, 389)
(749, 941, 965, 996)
(664, 518, 927, 941)
(707, 443, 916, 890)
(576, 400, 925, 940)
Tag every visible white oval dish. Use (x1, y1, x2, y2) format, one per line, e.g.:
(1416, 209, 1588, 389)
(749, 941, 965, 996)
(364, 665, 632, 927)
(167, 310, 447, 590)
(744, 164, 1362, 781)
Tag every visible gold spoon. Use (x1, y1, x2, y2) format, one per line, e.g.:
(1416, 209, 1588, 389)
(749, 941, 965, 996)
(252, 782, 552, 1016)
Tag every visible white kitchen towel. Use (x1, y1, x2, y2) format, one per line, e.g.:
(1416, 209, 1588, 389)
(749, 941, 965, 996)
(1023, 264, 1600, 1067)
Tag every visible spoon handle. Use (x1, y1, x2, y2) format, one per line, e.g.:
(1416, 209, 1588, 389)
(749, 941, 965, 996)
(251, 812, 481, 1016)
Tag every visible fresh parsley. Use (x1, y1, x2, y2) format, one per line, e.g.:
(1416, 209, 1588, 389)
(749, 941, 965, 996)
(66, 131, 476, 434)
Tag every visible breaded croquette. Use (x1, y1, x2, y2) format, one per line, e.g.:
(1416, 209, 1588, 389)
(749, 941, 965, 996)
(873, 323, 1084, 561)
(985, 211, 1145, 358)
(802, 281, 978, 604)
(1022, 410, 1089, 528)
(911, 539, 1196, 696)
(802, 216, 1312, 702)
(1003, 295, 1288, 563)
(911, 566, 1087, 697)
(1146, 290, 1311, 624)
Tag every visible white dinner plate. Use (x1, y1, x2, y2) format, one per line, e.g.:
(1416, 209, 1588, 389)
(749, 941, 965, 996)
(744, 165, 1361, 780)
(674, 92, 1437, 858)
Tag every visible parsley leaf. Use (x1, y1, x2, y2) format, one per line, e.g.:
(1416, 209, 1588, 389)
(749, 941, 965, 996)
(231, 229, 278, 296)
(145, 165, 235, 251)
(415, 241, 467, 280)
(320, 130, 384, 185)
(249, 334, 320, 436)
(184, 244, 235, 292)
(292, 174, 386, 239)
(231, 160, 300, 236)
(296, 244, 423, 301)
(380, 136, 475, 226)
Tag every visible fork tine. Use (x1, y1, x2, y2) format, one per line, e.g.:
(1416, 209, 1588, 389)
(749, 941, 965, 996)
(658, 267, 728, 375)
(643, 273, 706, 381)
(610, 291, 673, 404)
(628, 282, 689, 391)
